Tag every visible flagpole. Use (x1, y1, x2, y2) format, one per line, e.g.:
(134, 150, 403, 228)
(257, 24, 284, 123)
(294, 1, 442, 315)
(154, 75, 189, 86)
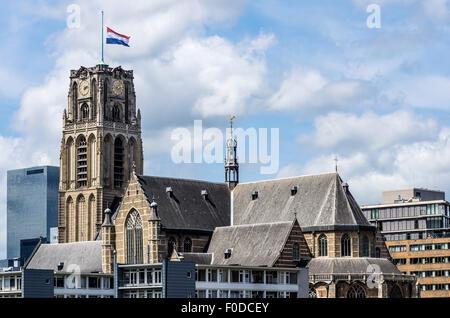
(101, 10, 104, 64)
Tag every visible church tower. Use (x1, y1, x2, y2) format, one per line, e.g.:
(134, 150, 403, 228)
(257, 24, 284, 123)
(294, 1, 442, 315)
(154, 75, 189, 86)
(225, 116, 239, 190)
(58, 64, 144, 243)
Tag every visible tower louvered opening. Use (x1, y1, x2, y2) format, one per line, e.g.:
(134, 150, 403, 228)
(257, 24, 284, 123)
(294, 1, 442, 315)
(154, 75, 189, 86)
(114, 138, 124, 188)
(77, 136, 87, 187)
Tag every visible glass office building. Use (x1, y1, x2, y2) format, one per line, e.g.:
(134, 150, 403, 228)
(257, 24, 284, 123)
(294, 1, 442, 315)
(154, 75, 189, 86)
(6, 166, 59, 260)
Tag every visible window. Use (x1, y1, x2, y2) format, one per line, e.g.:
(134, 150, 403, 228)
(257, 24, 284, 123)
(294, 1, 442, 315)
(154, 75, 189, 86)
(347, 284, 366, 298)
(88, 277, 100, 289)
(293, 243, 299, 261)
(218, 269, 228, 283)
(375, 247, 381, 258)
(184, 237, 192, 253)
(126, 210, 143, 264)
(168, 237, 176, 257)
(362, 236, 369, 257)
(114, 138, 124, 188)
(77, 136, 87, 187)
(318, 234, 328, 257)
(341, 234, 351, 257)
(81, 103, 89, 120)
(112, 104, 121, 122)
(251, 271, 264, 284)
(196, 269, 206, 282)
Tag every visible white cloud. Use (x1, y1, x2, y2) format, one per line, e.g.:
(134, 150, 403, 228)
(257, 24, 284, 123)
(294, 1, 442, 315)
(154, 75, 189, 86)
(280, 111, 450, 205)
(268, 68, 371, 112)
(0, 0, 254, 258)
(422, 0, 450, 21)
(299, 110, 440, 152)
(389, 75, 450, 110)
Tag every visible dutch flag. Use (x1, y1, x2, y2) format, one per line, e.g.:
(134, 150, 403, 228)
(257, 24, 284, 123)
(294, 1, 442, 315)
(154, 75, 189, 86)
(106, 27, 130, 47)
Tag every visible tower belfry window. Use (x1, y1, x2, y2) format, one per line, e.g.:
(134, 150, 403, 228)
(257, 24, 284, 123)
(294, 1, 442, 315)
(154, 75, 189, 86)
(114, 138, 124, 188)
(81, 103, 89, 120)
(77, 136, 87, 187)
(113, 104, 121, 122)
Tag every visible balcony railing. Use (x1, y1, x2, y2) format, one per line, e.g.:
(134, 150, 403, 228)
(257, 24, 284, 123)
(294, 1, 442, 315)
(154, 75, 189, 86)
(309, 273, 416, 283)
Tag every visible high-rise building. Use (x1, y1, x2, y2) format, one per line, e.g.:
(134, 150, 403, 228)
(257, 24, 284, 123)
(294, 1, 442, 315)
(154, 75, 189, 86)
(361, 188, 450, 297)
(6, 166, 59, 260)
(58, 64, 144, 243)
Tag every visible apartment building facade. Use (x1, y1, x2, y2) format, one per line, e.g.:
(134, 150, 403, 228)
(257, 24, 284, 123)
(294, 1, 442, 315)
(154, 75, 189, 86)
(362, 188, 450, 297)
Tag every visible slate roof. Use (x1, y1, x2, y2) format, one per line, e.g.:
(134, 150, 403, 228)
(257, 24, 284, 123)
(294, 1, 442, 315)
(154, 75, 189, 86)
(307, 257, 401, 275)
(136, 175, 230, 231)
(180, 253, 213, 265)
(25, 241, 102, 273)
(232, 173, 373, 232)
(207, 221, 297, 267)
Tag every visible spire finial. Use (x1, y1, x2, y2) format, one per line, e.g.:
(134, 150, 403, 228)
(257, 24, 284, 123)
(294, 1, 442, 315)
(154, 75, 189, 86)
(334, 155, 339, 173)
(229, 115, 235, 138)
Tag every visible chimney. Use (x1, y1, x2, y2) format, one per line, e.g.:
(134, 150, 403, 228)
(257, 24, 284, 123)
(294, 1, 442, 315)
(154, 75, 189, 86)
(201, 189, 208, 200)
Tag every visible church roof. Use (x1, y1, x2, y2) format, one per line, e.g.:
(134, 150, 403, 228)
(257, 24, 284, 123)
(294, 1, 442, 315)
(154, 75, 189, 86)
(207, 221, 297, 267)
(25, 241, 102, 273)
(136, 175, 230, 231)
(180, 253, 214, 265)
(232, 172, 373, 232)
(307, 257, 401, 275)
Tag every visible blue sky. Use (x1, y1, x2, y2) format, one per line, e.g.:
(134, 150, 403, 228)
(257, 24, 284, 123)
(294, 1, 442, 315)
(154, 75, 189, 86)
(1, 0, 450, 258)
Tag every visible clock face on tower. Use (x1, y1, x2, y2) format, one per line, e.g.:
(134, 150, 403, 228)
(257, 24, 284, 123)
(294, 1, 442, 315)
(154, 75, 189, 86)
(79, 80, 90, 96)
(112, 80, 124, 96)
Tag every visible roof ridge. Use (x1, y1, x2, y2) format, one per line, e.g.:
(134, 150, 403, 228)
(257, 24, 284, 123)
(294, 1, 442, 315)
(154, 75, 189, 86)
(136, 174, 227, 186)
(337, 176, 358, 225)
(214, 221, 293, 229)
(235, 172, 338, 186)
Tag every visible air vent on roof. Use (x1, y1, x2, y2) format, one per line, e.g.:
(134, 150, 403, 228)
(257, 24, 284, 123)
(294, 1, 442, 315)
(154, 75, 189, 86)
(57, 262, 64, 271)
(291, 186, 298, 196)
(166, 187, 173, 197)
(224, 248, 232, 259)
(252, 190, 259, 200)
(201, 189, 208, 200)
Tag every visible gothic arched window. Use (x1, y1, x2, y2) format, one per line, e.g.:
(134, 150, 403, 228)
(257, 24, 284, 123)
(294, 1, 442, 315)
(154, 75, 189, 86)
(347, 284, 366, 298)
(112, 104, 121, 121)
(390, 285, 403, 298)
(341, 234, 351, 257)
(293, 243, 299, 261)
(376, 247, 381, 258)
(362, 236, 369, 257)
(126, 210, 143, 264)
(168, 237, 176, 257)
(81, 103, 89, 120)
(184, 237, 192, 253)
(77, 195, 86, 241)
(77, 136, 87, 188)
(318, 234, 328, 257)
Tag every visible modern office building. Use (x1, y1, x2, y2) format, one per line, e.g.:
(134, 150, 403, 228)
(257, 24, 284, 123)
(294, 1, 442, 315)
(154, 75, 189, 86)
(6, 166, 59, 261)
(361, 188, 450, 298)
